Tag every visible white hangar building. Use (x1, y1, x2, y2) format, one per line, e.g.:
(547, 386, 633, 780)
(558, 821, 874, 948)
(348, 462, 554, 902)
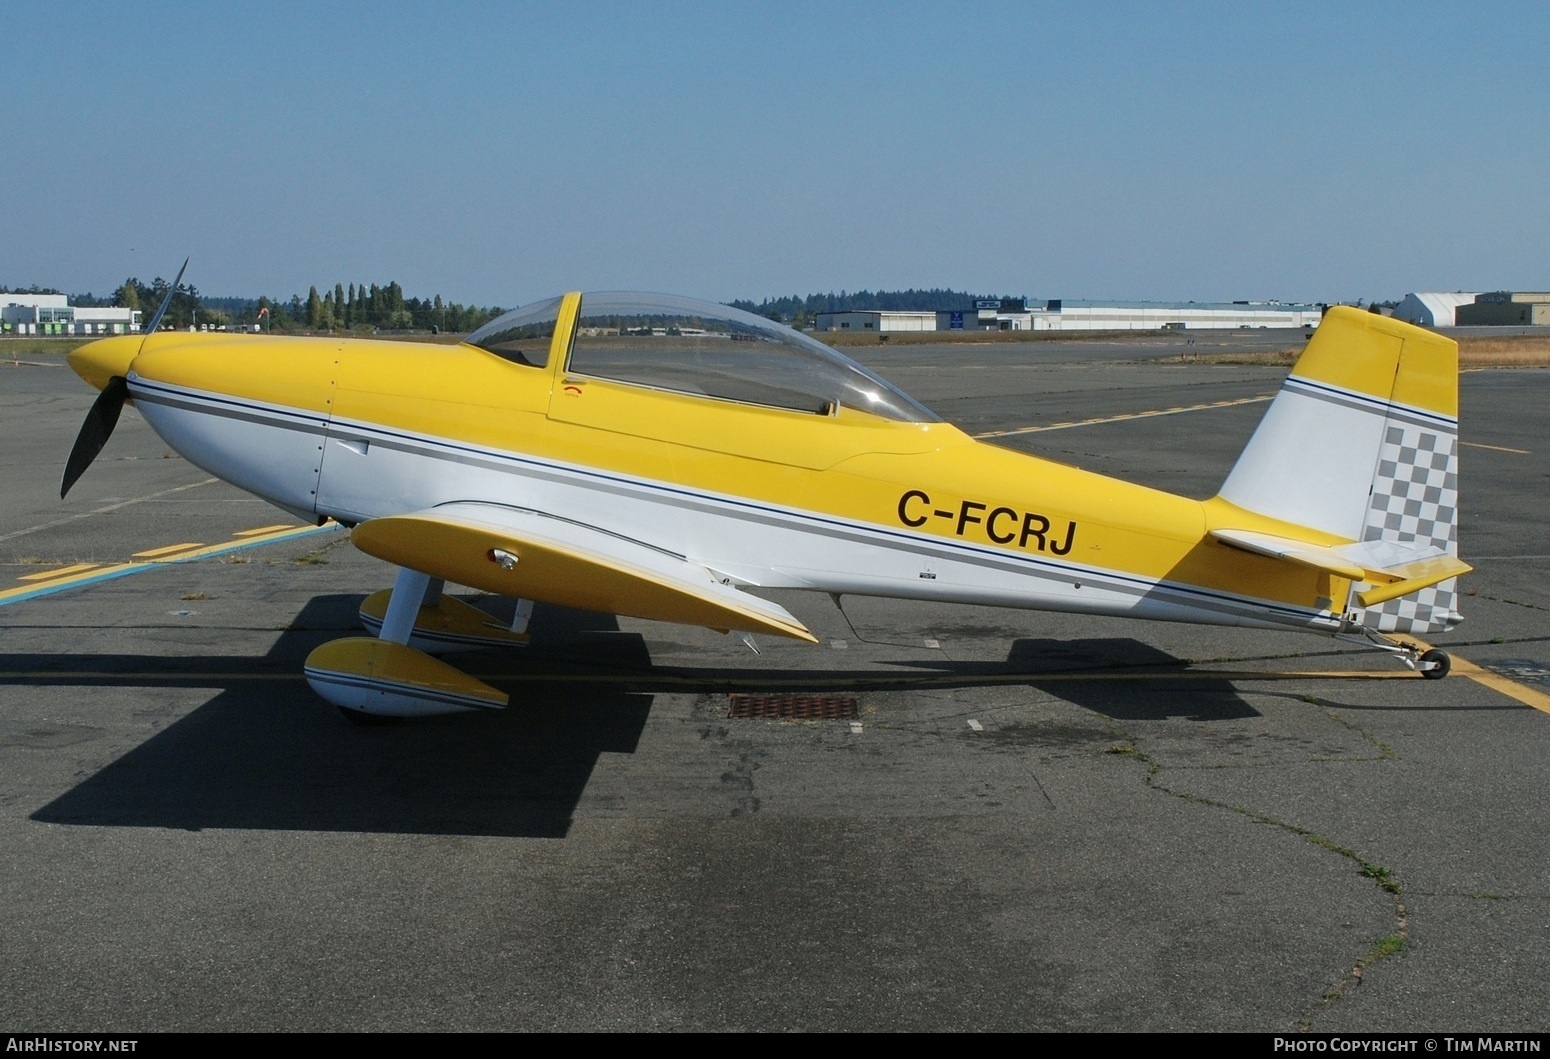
(982, 299, 1323, 332)
(813, 310, 938, 333)
(1392, 293, 1479, 329)
(1, 292, 140, 335)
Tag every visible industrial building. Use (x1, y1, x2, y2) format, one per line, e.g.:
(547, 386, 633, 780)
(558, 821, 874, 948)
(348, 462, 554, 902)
(817, 298, 1321, 334)
(1, 292, 139, 335)
(1455, 291, 1550, 327)
(813, 310, 938, 333)
(1393, 292, 1479, 328)
(1008, 299, 1320, 331)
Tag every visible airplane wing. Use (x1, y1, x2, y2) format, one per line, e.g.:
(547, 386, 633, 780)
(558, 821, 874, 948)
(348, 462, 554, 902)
(1210, 528, 1472, 608)
(351, 502, 818, 643)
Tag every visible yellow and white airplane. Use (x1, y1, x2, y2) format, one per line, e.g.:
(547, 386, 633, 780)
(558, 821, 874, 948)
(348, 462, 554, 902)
(62, 289, 1470, 718)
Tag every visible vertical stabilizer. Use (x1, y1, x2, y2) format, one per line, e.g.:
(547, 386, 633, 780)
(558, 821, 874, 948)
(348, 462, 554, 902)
(1218, 307, 1461, 632)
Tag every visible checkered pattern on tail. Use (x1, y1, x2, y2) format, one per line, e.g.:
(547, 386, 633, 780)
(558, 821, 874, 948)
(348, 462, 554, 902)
(1352, 423, 1460, 633)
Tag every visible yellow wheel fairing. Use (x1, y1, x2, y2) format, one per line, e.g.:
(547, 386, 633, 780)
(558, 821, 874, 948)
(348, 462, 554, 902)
(358, 589, 531, 651)
(304, 638, 507, 716)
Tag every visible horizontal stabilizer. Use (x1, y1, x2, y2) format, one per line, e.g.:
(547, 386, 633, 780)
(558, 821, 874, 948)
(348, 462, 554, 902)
(1211, 527, 1471, 597)
(352, 502, 818, 643)
(1210, 528, 1368, 580)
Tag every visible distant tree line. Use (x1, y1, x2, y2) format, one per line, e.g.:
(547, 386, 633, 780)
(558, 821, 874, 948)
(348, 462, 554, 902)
(49, 278, 505, 334)
(283, 281, 503, 334)
(729, 289, 1008, 328)
(249, 281, 503, 334)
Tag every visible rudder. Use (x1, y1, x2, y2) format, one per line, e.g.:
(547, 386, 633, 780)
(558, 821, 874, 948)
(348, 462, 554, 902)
(1217, 306, 1462, 633)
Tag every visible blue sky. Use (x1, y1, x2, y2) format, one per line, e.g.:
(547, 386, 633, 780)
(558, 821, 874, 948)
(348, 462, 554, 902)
(5, 1, 1546, 307)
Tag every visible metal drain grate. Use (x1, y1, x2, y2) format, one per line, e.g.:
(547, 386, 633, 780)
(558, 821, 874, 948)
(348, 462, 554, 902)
(727, 693, 859, 720)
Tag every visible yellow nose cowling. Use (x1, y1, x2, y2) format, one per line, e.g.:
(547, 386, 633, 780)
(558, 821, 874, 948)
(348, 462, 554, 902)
(66, 335, 143, 392)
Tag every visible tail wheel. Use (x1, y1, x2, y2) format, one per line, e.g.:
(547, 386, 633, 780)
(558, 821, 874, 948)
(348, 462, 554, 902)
(1419, 648, 1451, 680)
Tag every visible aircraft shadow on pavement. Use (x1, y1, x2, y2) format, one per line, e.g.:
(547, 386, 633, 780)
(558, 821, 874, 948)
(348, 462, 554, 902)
(1004, 636, 1259, 721)
(21, 605, 1252, 839)
(25, 598, 654, 839)
(869, 636, 1258, 721)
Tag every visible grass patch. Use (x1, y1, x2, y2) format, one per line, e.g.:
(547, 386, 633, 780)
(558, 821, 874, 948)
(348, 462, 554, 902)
(0, 337, 91, 357)
(1092, 723, 1410, 1027)
(1456, 335, 1550, 365)
(1370, 934, 1407, 958)
(1189, 350, 1300, 366)
(1359, 860, 1402, 896)
(289, 535, 351, 567)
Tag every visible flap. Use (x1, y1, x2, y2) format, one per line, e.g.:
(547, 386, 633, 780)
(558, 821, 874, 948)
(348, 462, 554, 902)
(352, 502, 817, 643)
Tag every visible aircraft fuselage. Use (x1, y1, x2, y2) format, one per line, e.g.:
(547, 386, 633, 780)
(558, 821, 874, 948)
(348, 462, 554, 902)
(108, 332, 1342, 637)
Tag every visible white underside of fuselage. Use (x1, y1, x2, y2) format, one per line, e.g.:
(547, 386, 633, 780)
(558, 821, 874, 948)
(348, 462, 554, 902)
(128, 376, 1343, 638)
(129, 375, 327, 524)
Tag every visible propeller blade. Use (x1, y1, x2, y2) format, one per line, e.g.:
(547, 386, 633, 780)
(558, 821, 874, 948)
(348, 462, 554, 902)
(61, 376, 130, 499)
(142, 256, 189, 335)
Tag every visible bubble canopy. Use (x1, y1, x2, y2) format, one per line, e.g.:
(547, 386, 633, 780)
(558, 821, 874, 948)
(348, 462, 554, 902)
(467, 292, 940, 424)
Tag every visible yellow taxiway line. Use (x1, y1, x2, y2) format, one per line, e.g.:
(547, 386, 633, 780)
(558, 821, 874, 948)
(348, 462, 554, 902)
(975, 394, 1275, 439)
(1461, 441, 1531, 455)
(133, 542, 207, 559)
(1407, 637, 1550, 715)
(0, 522, 339, 608)
(972, 399, 1545, 712)
(6, 648, 1544, 714)
(18, 562, 102, 582)
(0, 666, 1435, 685)
(0, 663, 1499, 689)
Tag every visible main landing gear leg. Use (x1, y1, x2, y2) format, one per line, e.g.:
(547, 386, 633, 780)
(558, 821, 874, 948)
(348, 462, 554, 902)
(379, 569, 434, 644)
(304, 565, 510, 721)
(357, 577, 531, 653)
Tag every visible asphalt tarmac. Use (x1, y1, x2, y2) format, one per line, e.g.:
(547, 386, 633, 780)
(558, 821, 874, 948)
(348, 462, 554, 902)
(1, 336, 1547, 1032)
